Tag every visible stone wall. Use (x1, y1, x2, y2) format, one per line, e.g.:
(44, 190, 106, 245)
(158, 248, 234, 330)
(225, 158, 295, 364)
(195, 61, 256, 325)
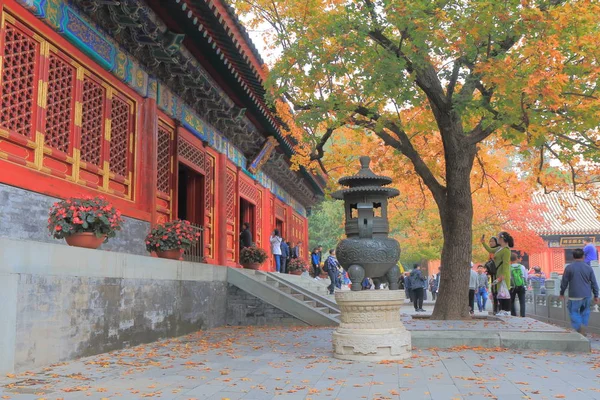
(526, 292, 600, 335)
(0, 238, 229, 373)
(0, 183, 149, 255)
(226, 285, 306, 327)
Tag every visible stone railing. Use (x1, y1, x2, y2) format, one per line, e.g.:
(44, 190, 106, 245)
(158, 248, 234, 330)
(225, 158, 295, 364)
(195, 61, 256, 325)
(525, 292, 600, 334)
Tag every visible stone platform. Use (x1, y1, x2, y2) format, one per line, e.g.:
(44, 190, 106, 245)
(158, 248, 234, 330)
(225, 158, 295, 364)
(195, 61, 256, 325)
(402, 313, 590, 352)
(333, 290, 411, 361)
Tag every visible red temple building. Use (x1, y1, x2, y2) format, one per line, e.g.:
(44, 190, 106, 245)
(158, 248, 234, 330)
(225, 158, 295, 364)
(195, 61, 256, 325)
(528, 192, 600, 276)
(0, 0, 324, 268)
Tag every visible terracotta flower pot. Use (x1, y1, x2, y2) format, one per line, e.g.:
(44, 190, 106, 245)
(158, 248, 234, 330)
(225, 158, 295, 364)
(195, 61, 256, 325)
(65, 232, 105, 249)
(156, 249, 182, 260)
(290, 270, 303, 276)
(242, 262, 262, 270)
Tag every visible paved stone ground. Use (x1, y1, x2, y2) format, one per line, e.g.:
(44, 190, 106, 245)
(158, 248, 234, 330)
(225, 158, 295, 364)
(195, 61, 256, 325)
(402, 314, 566, 332)
(1, 322, 599, 400)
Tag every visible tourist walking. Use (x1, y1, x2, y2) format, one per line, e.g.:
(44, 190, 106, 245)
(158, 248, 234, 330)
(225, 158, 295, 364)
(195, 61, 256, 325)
(475, 265, 488, 312)
(291, 241, 301, 259)
(482, 236, 500, 314)
(482, 232, 513, 316)
(280, 239, 290, 273)
(509, 252, 527, 317)
(410, 264, 426, 312)
(310, 247, 322, 279)
(583, 237, 598, 266)
(270, 229, 283, 272)
(434, 267, 441, 298)
(239, 222, 253, 251)
(404, 271, 413, 302)
(325, 249, 341, 295)
(429, 274, 438, 301)
(560, 248, 600, 335)
(469, 265, 477, 314)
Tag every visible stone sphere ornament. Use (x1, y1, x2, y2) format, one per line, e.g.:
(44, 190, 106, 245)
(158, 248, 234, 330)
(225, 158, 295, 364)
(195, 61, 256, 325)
(332, 156, 401, 291)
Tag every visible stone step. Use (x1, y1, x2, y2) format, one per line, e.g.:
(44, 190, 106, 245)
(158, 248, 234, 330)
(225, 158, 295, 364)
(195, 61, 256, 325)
(227, 268, 338, 327)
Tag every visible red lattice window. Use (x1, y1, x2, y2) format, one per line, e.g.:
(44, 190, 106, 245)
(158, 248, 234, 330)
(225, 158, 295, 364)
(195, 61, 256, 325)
(178, 139, 205, 172)
(156, 123, 172, 194)
(0, 22, 38, 138)
(529, 253, 543, 268)
(80, 77, 105, 166)
(552, 249, 565, 271)
(205, 153, 213, 212)
(226, 170, 236, 221)
(109, 95, 131, 177)
(275, 203, 285, 220)
(45, 52, 75, 153)
(240, 179, 258, 203)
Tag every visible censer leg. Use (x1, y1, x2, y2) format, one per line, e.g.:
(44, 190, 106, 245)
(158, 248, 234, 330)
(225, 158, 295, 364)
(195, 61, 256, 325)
(386, 266, 400, 290)
(348, 264, 365, 291)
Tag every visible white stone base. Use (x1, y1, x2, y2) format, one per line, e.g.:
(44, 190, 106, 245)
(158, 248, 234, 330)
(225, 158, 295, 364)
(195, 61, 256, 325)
(332, 290, 411, 361)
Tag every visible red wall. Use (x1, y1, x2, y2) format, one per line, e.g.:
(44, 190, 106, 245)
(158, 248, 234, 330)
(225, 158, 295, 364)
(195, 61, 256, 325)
(0, 0, 309, 268)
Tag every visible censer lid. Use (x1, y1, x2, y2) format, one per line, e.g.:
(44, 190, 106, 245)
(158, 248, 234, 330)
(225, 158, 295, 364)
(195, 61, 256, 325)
(332, 156, 399, 199)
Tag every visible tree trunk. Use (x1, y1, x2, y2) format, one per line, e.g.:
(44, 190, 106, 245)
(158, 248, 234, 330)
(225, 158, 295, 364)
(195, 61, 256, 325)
(430, 133, 476, 320)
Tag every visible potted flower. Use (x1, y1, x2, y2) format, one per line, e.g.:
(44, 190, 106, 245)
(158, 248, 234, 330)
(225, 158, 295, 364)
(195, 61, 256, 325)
(287, 258, 308, 275)
(47, 196, 123, 249)
(145, 219, 201, 260)
(239, 246, 268, 269)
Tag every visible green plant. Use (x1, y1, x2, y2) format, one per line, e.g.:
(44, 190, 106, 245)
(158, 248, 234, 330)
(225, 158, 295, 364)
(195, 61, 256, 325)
(145, 220, 201, 252)
(287, 258, 309, 273)
(240, 246, 268, 265)
(48, 196, 123, 241)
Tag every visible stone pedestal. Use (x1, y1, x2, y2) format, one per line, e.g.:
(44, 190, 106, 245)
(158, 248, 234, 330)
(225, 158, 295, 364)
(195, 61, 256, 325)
(332, 290, 411, 361)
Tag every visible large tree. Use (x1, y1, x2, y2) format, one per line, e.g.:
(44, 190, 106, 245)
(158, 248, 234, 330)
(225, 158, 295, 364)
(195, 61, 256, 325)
(234, 0, 600, 319)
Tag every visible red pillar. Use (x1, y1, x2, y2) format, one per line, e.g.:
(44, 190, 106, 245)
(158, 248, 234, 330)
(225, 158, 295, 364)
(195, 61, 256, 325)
(303, 216, 309, 260)
(216, 153, 228, 266)
(141, 98, 158, 223)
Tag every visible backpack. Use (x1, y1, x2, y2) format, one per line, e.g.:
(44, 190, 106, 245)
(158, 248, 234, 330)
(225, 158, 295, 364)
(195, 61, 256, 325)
(510, 264, 525, 287)
(484, 259, 500, 276)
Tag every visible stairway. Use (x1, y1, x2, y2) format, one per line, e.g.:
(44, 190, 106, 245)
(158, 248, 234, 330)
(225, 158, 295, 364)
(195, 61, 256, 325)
(227, 268, 340, 326)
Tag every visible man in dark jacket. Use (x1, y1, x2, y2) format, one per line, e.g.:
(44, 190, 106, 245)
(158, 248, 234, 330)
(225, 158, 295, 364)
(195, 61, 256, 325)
(240, 222, 252, 251)
(560, 248, 600, 335)
(291, 241, 302, 259)
(325, 249, 341, 294)
(280, 240, 290, 273)
(410, 264, 426, 312)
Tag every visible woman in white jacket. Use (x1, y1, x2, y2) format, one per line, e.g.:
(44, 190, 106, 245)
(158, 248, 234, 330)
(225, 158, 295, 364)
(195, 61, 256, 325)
(270, 229, 283, 272)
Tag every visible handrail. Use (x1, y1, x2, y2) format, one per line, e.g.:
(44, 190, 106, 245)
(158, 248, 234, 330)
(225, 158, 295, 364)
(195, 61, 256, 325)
(183, 223, 205, 263)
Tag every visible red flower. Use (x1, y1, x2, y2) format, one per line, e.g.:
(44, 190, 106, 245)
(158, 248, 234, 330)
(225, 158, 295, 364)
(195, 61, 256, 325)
(55, 226, 62, 231)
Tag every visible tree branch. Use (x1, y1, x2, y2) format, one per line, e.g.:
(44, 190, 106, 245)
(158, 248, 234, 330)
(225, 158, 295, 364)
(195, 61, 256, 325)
(309, 126, 335, 162)
(551, 132, 599, 150)
(351, 108, 447, 207)
(446, 59, 462, 102)
(366, 30, 448, 112)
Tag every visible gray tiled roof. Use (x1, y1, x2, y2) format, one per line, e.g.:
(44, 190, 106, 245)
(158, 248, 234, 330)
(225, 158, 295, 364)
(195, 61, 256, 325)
(532, 192, 600, 235)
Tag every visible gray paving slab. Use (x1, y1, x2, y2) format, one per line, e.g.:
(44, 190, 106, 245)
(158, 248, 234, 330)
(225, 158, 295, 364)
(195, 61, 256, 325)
(2, 326, 600, 400)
